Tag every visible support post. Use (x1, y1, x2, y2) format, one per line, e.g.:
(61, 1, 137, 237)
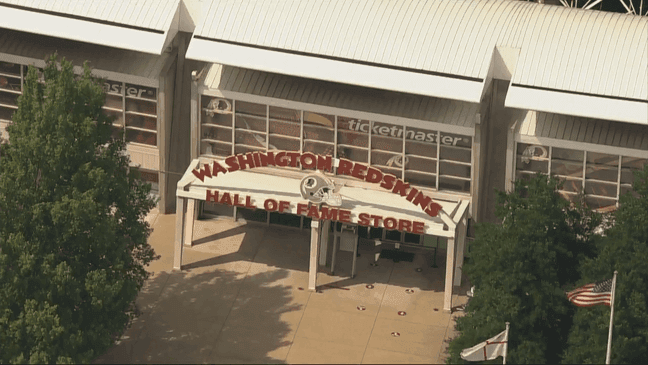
(331, 230, 339, 275)
(308, 219, 321, 291)
(351, 233, 359, 278)
(183, 198, 196, 247)
(454, 218, 467, 286)
(319, 220, 330, 266)
(444, 235, 457, 311)
(173, 197, 187, 270)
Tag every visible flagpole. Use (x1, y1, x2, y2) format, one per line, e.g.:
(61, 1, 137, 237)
(605, 271, 618, 365)
(503, 322, 509, 365)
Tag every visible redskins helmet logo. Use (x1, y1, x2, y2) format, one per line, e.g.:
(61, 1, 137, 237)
(300, 173, 342, 206)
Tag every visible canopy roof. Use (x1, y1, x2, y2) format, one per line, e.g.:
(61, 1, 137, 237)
(187, 0, 647, 124)
(0, 0, 180, 54)
(177, 158, 470, 237)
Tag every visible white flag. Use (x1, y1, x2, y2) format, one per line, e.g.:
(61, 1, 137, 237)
(460, 327, 509, 362)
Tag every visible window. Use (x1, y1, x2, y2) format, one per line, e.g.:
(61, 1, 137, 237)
(303, 111, 334, 156)
(0, 62, 22, 138)
(439, 133, 472, 193)
(405, 127, 438, 188)
(124, 84, 157, 146)
(371, 121, 404, 178)
(196, 96, 472, 193)
(514, 141, 648, 211)
(337, 117, 369, 163)
(201, 96, 233, 157)
(235, 100, 267, 154)
(1, 62, 159, 148)
(269, 106, 300, 152)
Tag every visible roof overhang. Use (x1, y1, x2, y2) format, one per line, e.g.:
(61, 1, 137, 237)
(185, 37, 485, 104)
(176, 159, 468, 237)
(0, 2, 179, 55)
(505, 83, 648, 125)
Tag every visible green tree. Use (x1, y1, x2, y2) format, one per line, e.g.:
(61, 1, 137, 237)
(563, 165, 648, 364)
(0, 55, 157, 363)
(446, 174, 599, 364)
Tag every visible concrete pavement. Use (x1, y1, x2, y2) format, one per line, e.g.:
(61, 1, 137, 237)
(94, 211, 470, 364)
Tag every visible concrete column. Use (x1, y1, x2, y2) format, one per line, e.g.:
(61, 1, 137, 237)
(351, 233, 359, 278)
(454, 219, 467, 287)
(173, 197, 186, 270)
(183, 198, 196, 247)
(319, 220, 330, 266)
(331, 231, 339, 274)
(443, 235, 457, 312)
(308, 219, 321, 291)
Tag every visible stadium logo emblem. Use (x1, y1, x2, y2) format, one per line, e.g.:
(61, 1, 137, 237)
(299, 173, 342, 207)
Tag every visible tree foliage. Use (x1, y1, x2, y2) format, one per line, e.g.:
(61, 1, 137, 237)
(446, 174, 599, 364)
(0, 55, 157, 363)
(563, 165, 648, 364)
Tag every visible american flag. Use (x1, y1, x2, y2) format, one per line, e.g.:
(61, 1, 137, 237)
(566, 279, 613, 307)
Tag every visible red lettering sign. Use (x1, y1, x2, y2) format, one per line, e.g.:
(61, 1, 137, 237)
(194, 151, 444, 218)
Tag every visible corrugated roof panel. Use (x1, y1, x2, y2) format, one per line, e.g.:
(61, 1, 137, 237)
(577, 12, 611, 93)
(447, 2, 482, 76)
(381, 0, 412, 64)
(626, 24, 648, 99)
(461, 1, 498, 77)
(0, 28, 165, 85)
(413, 0, 452, 70)
(358, 0, 389, 62)
(588, 16, 619, 93)
(321, 0, 349, 55)
(190, 0, 647, 119)
(470, 0, 510, 77)
(427, 1, 468, 73)
(391, 0, 423, 66)
(404, 1, 438, 68)
(202, 64, 477, 131)
(535, 6, 564, 87)
(104, 1, 124, 22)
(0, 0, 179, 54)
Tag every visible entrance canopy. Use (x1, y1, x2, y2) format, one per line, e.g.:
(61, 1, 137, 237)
(176, 158, 469, 238)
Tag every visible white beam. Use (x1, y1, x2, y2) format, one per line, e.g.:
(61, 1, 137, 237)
(186, 38, 485, 103)
(454, 218, 468, 287)
(308, 219, 321, 291)
(173, 197, 186, 270)
(444, 235, 457, 312)
(319, 220, 330, 266)
(183, 199, 196, 247)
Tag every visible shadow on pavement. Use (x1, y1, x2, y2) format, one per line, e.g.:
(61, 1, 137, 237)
(94, 266, 300, 364)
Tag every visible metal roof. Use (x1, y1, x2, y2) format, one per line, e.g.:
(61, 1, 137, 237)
(0, 0, 180, 54)
(187, 0, 648, 123)
(518, 111, 648, 153)
(202, 63, 478, 135)
(0, 28, 167, 87)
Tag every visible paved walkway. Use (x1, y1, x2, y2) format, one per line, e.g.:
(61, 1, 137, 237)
(95, 212, 469, 364)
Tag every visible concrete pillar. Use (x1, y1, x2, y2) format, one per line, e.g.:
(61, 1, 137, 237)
(183, 198, 196, 247)
(351, 233, 359, 278)
(331, 230, 339, 274)
(173, 197, 186, 270)
(444, 235, 457, 311)
(319, 220, 330, 266)
(308, 219, 320, 291)
(454, 219, 467, 287)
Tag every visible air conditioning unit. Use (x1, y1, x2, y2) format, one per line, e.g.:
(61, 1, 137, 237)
(204, 98, 232, 116)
